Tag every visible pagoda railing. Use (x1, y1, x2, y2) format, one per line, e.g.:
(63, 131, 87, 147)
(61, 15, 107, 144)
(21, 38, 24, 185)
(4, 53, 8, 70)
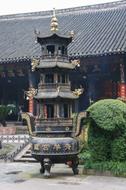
(40, 55, 69, 61)
(35, 118, 73, 127)
(38, 83, 71, 90)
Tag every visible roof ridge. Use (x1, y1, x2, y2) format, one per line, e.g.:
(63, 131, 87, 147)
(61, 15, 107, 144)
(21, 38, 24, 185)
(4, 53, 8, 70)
(57, 0, 126, 14)
(0, 0, 125, 20)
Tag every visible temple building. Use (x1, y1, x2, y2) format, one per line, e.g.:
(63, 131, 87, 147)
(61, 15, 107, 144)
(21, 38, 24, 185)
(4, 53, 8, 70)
(0, 0, 126, 118)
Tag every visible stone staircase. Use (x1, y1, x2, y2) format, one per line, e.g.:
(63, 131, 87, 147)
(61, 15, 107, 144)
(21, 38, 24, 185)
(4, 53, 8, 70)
(14, 143, 38, 163)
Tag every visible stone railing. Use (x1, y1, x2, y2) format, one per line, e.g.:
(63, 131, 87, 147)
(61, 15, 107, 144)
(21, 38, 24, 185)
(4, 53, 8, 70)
(0, 135, 30, 143)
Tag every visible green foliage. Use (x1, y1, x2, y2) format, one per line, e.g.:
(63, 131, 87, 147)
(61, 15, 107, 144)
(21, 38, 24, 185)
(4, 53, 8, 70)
(0, 104, 16, 120)
(84, 161, 126, 177)
(87, 99, 126, 131)
(111, 136, 126, 161)
(87, 120, 112, 162)
(80, 99, 126, 176)
(79, 143, 91, 163)
(0, 105, 9, 120)
(88, 136, 111, 161)
(72, 113, 78, 130)
(79, 150, 91, 160)
(7, 104, 17, 114)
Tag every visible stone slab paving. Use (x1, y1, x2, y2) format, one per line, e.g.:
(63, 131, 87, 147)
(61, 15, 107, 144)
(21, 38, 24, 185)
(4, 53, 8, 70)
(0, 162, 126, 190)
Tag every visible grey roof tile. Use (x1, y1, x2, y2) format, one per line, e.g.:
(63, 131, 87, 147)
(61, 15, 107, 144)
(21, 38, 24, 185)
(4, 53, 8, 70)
(0, 0, 126, 61)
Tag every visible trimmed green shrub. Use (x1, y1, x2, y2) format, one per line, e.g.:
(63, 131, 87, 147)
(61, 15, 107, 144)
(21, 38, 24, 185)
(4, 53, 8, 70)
(80, 99, 126, 176)
(88, 136, 110, 161)
(87, 99, 126, 131)
(111, 136, 126, 161)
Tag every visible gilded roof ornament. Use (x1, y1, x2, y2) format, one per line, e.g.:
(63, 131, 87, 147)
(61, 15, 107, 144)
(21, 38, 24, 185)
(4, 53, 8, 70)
(71, 59, 80, 67)
(51, 8, 58, 32)
(72, 87, 84, 97)
(70, 30, 75, 41)
(31, 58, 40, 72)
(25, 87, 37, 99)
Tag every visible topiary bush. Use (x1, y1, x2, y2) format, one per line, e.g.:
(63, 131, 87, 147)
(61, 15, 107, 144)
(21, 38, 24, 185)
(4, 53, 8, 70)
(87, 99, 126, 131)
(87, 119, 112, 162)
(111, 136, 126, 161)
(81, 99, 126, 176)
(88, 136, 110, 162)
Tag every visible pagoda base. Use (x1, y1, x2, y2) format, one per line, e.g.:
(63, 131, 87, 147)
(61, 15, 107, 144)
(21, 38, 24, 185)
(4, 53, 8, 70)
(33, 154, 79, 177)
(31, 137, 79, 176)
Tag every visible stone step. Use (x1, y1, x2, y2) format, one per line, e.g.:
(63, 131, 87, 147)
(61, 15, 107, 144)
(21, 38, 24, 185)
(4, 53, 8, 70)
(22, 153, 32, 157)
(14, 143, 31, 160)
(14, 157, 38, 162)
(13, 143, 38, 162)
(22, 150, 31, 154)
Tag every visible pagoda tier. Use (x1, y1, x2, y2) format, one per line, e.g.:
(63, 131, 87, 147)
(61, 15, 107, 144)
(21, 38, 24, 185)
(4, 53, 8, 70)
(31, 9, 82, 132)
(35, 90, 77, 99)
(37, 32, 72, 45)
(35, 69, 78, 99)
(36, 57, 76, 69)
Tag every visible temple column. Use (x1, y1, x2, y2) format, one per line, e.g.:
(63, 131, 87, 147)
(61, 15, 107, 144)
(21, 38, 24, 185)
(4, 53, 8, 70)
(29, 97, 34, 113)
(118, 58, 126, 99)
(27, 69, 36, 114)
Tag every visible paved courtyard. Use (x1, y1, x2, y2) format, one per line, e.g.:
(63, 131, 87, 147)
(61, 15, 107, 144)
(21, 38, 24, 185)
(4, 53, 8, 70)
(0, 162, 126, 190)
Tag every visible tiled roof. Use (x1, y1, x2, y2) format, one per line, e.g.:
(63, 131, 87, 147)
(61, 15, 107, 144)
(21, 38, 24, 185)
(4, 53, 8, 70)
(0, 0, 126, 62)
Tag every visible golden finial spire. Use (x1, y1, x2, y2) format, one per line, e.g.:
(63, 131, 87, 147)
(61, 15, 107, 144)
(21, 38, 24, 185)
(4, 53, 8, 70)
(51, 8, 58, 32)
